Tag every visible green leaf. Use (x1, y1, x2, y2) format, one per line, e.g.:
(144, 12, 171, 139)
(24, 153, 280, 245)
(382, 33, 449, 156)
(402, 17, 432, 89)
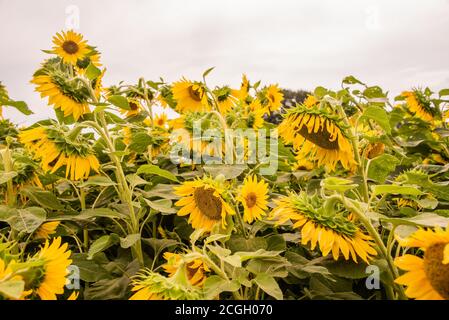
(129, 132, 152, 153)
(120, 233, 141, 249)
(203, 276, 240, 299)
(143, 198, 176, 214)
(137, 164, 178, 182)
(202, 67, 215, 78)
(107, 95, 130, 110)
(321, 177, 358, 192)
(4, 207, 46, 233)
(342, 76, 366, 86)
(439, 89, 449, 97)
(0, 279, 25, 300)
(47, 208, 125, 221)
(85, 63, 102, 80)
(126, 174, 149, 188)
(87, 234, 120, 260)
(254, 274, 283, 300)
(359, 106, 391, 134)
(0, 99, 33, 115)
(0, 171, 17, 184)
(202, 164, 246, 179)
(233, 249, 283, 262)
(71, 253, 111, 282)
(20, 186, 65, 210)
(372, 185, 423, 196)
(368, 154, 400, 183)
(78, 176, 117, 187)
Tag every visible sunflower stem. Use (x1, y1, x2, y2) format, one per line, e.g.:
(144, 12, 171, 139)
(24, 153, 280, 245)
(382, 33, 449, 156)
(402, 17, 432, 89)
(1, 145, 16, 206)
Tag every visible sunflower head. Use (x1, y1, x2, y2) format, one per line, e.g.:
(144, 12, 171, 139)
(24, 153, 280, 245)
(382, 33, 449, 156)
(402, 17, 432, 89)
(172, 78, 210, 113)
(259, 84, 284, 112)
(237, 175, 269, 223)
(279, 104, 356, 172)
(162, 251, 209, 287)
(271, 192, 377, 263)
(52, 30, 89, 65)
(173, 176, 235, 231)
(213, 86, 238, 115)
(401, 89, 439, 122)
(395, 224, 449, 300)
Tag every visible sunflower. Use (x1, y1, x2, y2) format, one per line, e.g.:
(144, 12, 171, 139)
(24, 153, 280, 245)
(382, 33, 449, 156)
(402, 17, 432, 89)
(120, 97, 143, 117)
(247, 107, 265, 129)
(271, 192, 377, 263)
(0, 259, 28, 300)
(19, 126, 100, 181)
(278, 105, 356, 172)
(236, 74, 250, 100)
(172, 78, 210, 113)
(262, 84, 284, 112)
(32, 237, 72, 300)
(394, 224, 449, 300)
(52, 30, 89, 65)
(237, 175, 269, 223)
(173, 176, 235, 231)
(213, 86, 238, 115)
(303, 95, 318, 108)
(293, 158, 314, 171)
(75, 48, 102, 75)
(129, 269, 202, 300)
(31, 73, 90, 121)
(364, 142, 385, 159)
(152, 113, 169, 128)
(34, 222, 60, 239)
(162, 252, 209, 287)
(402, 90, 435, 122)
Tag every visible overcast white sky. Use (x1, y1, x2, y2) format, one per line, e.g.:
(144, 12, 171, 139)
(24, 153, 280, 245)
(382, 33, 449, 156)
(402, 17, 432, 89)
(1, 0, 449, 125)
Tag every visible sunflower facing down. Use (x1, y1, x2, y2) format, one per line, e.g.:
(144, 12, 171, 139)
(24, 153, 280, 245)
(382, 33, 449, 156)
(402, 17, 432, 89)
(278, 106, 356, 172)
(34, 221, 60, 239)
(162, 252, 209, 287)
(172, 78, 210, 113)
(31, 74, 90, 121)
(32, 237, 72, 300)
(394, 224, 449, 300)
(213, 86, 239, 115)
(271, 192, 377, 263)
(19, 126, 100, 181)
(236, 74, 250, 100)
(173, 177, 235, 231)
(52, 30, 89, 65)
(120, 97, 144, 117)
(237, 175, 269, 223)
(401, 90, 436, 122)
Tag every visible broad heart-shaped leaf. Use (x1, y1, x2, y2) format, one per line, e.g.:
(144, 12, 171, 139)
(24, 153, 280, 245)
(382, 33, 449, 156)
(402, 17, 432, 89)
(137, 164, 178, 182)
(0, 171, 17, 184)
(126, 174, 149, 188)
(0, 98, 33, 115)
(254, 274, 283, 300)
(141, 238, 180, 257)
(371, 185, 423, 196)
(71, 253, 111, 282)
(4, 207, 46, 233)
(19, 186, 65, 210)
(0, 279, 25, 300)
(383, 212, 449, 229)
(129, 132, 152, 153)
(107, 95, 130, 110)
(203, 276, 240, 299)
(119, 233, 141, 249)
(368, 154, 400, 183)
(359, 106, 391, 134)
(143, 198, 176, 214)
(78, 175, 117, 187)
(87, 234, 120, 260)
(202, 164, 247, 179)
(85, 63, 101, 80)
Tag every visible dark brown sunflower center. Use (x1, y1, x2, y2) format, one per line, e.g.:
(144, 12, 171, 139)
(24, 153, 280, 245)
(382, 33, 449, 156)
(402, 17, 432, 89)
(157, 119, 164, 125)
(423, 242, 449, 299)
(245, 192, 257, 208)
(189, 86, 203, 102)
(62, 41, 79, 54)
(129, 101, 139, 111)
(296, 120, 339, 150)
(268, 94, 275, 103)
(193, 187, 222, 220)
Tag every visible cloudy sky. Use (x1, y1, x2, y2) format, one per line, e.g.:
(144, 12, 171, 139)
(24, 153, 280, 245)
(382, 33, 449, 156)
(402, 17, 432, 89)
(1, 0, 449, 124)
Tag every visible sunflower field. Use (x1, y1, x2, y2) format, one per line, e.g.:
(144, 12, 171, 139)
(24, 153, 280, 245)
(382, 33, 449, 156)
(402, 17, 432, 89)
(1, 30, 449, 301)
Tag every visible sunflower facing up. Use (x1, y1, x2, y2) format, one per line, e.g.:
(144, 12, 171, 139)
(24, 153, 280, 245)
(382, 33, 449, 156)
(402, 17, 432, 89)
(260, 84, 284, 112)
(30, 237, 72, 300)
(237, 175, 269, 223)
(162, 252, 209, 287)
(31, 59, 91, 121)
(173, 176, 235, 231)
(213, 86, 239, 115)
(394, 224, 449, 300)
(271, 192, 377, 263)
(172, 78, 210, 113)
(278, 104, 356, 172)
(19, 126, 100, 181)
(401, 90, 437, 122)
(52, 30, 89, 65)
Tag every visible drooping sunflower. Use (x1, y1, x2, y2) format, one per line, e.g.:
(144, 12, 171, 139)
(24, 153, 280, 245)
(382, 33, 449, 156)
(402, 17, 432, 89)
(129, 269, 202, 300)
(162, 252, 209, 287)
(261, 84, 284, 112)
(120, 97, 143, 117)
(237, 175, 269, 223)
(31, 59, 91, 121)
(19, 126, 100, 181)
(236, 74, 250, 100)
(172, 78, 210, 113)
(31, 237, 72, 300)
(278, 105, 356, 172)
(52, 30, 89, 65)
(34, 222, 60, 239)
(74, 47, 102, 75)
(402, 90, 436, 122)
(394, 224, 449, 300)
(247, 107, 265, 129)
(271, 192, 377, 263)
(213, 86, 239, 115)
(303, 95, 318, 108)
(173, 176, 235, 231)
